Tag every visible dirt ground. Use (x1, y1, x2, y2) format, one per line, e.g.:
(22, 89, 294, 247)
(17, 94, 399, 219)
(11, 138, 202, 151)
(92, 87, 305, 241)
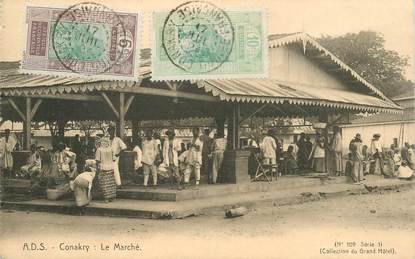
(1, 188, 414, 259)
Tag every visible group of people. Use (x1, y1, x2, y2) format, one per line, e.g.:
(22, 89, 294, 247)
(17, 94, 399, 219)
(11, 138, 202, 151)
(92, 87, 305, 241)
(4, 125, 127, 206)
(347, 133, 414, 184)
(133, 128, 227, 190)
(256, 126, 414, 184)
(1, 125, 228, 206)
(257, 127, 343, 176)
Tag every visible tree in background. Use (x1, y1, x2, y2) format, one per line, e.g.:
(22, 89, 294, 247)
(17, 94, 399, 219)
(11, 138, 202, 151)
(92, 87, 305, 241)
(318, 31, 414, 97)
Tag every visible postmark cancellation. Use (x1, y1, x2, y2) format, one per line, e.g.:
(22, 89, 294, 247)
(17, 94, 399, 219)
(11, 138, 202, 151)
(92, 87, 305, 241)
(152, 2, 268, 81)
(21, 4, 142, 81)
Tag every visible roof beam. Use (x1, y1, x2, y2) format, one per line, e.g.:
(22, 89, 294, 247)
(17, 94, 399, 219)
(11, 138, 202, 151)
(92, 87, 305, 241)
(31, 99, 42, 118)
(7, 99, 25, 121)
(272, 104, 288, 117)
(123, 94, 135, 116)
(112, 86, 219, 103)
(22, 93, 103, 102)
(100, 92, 120, 119)
(239, 103, 270, 125)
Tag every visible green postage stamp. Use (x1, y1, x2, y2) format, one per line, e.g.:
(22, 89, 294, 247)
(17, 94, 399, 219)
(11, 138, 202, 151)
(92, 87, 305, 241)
(152, 2, 267, 80)
(21, 3, 141, 81)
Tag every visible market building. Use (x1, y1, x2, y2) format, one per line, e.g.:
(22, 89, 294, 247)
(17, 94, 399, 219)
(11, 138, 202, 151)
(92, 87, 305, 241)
(0, 32, 402, 184)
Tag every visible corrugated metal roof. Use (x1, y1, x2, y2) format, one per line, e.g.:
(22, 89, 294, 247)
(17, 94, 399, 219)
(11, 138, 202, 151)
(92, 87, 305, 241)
(0, 48, 151, 92)
(268, 32, 392, 103)
(197, 78, 402, 113)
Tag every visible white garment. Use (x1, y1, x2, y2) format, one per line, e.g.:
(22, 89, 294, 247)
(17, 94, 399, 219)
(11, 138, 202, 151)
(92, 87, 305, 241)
(111, 137, 127, 158)
(111, 137, 126, 186)
(141, 139, 158, 165)
(0, 135, 17, 169)
(314, 144, 325, 158)
(133, 145, 143, 170)
(397, 165, 413, 178)
(260, 136, 276, 159)
(178, 150, 189, 163)
(162, 138, 182, 166)
(408, 149, 415, 165)
(72, 169, 96, 199)
(187, 137, 203, 165)
(370, 139, 382, 154)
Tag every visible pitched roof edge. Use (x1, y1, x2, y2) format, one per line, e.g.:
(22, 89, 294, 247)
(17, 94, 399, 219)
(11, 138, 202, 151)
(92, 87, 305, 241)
(268, 32, 392, 103)
(196, 80, 402, 114)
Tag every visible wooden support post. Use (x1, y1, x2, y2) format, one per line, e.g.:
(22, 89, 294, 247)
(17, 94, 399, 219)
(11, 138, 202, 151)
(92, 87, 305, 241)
(234, 102, 240, 149)
(226, 102, 241, 150)
(318, 111, 330, 175)
(226, 104, 234, 149)
(118, 92, 125, 139)
(24, 97, 31, 150)
(221, 102, 250, 184)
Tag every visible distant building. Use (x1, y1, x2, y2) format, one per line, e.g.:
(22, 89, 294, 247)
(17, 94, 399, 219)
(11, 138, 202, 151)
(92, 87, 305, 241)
(340, 91, 415, 152)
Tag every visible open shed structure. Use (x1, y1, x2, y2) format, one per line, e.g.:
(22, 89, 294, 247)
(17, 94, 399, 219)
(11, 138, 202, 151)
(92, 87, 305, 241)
(0, 32, 401, 182)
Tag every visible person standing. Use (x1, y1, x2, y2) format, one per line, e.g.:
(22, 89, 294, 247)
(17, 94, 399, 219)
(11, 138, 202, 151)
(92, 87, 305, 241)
(305, 136, 313, 169)
(260, 129, 277, 174)
(284, 145, 298, 174)
(370, 133, 383, 175)
(310, 133, 325, 173)
(296, 133, 308, 170)
(362, 145, 370, 175)
(393, 148, 402, 172)
(52, 142, 76, 185)
(95, 137, 117, 203)
(186, 128, 203, 186)
(408, 144, 415, 169)
(330, 126, 343, 176)
(0, 129, 17, 177)
(141, 131, 158, 187)
(163, 130, 182, 189)
(200, 128, 213, 180)
(132, 138, 143, 181)
(349, 133, 364, 183)
(401, 142, 410, 164)
(152, 132, 163, 166)
(210, 132, 227, 184)
(108, 125, 127, 187)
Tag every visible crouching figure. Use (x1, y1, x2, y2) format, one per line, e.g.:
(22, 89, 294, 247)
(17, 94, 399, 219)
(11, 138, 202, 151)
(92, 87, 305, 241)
(71, 159, 97, 207)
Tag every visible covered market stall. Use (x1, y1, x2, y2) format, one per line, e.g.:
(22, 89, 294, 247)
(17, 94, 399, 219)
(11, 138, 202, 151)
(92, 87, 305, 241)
(0, 32, 402, 184)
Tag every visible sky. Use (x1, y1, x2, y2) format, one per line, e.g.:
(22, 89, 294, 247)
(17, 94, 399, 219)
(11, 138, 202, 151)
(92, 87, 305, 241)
(0, 0, 414, 79)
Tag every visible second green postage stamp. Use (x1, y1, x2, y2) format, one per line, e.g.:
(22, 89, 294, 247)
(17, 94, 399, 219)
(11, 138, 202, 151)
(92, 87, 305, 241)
(152, 2, 267, 80)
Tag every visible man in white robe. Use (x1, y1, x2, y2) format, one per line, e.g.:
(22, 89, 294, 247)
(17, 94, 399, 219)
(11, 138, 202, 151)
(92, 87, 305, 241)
(108, 126, 127, 186)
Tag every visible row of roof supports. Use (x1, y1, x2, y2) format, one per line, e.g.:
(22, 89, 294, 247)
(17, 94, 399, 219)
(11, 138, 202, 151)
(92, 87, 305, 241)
(1, 82, 221, 146)
(7, 97, 43, 149)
